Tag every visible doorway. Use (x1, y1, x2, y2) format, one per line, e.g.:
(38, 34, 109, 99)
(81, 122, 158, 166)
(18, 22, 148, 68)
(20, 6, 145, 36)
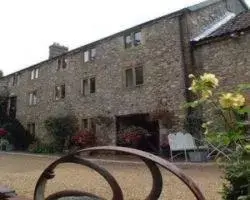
(116, 113, 159, 154)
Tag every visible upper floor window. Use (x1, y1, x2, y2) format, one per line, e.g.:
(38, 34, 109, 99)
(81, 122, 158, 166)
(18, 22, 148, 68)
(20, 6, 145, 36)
(31, 68, 39, 80)
(125, 66, 144, 87)
(84, 48, 96, 62)
(125, 34, 132, 48)
(57, 57, 67, 71)
(13, 73, 20, 86)
(81, 77, 96, 95)
(124, 30, 142, 48)
(90, 77, 96, 93)
(55, 84, 65, 100)
(29, 91, 37, 105)
(84, 51, 89, 62)
(134, 31, 142, 46)
(90, 48, 96, 60)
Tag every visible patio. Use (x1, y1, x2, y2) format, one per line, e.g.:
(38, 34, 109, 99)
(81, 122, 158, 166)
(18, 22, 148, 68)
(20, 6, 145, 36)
(0, 152, 223, 200)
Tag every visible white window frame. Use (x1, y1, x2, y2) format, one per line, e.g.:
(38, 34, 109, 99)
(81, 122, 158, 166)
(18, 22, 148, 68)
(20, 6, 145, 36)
(29, 91, 37, 105)
(31, 68, 39, 80)
(35, 68, 39, 79)
(90, 48, 96, 60)
(31, 70, 35, 80)
(84, 51, 89, 62)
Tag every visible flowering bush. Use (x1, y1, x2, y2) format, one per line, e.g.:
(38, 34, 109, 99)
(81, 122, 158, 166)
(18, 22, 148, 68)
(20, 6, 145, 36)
(187, 73, 250, 199)
(71, 130, 96, 148)
(0, 128, 7, 137)
(117, 126, 149, 147)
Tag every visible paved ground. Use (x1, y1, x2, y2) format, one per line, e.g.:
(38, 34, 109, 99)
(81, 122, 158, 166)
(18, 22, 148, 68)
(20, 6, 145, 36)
(0, 153, 223, 200)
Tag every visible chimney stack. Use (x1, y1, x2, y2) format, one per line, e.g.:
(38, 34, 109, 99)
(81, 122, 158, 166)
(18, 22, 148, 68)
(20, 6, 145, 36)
(49, 43, 68, 59)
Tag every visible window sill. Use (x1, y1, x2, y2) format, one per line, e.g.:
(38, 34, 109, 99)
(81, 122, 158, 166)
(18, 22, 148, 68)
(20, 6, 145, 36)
(124, 44, 142, 49)
(124, 84, 144, 90)
(53, 98, 65, 102)
(81, 93, 96, 97)
(28, 104, 38, 107)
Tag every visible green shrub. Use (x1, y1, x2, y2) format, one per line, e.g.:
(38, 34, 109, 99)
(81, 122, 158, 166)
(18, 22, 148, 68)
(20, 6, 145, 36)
(44, 115, 78, 151)
(221, 150, 250, 200)
(1, 118, 35, 150)
(28, 141, 59, 154)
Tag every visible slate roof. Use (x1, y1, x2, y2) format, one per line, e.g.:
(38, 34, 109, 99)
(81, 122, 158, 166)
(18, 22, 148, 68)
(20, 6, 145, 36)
(208, 10, 250, 38)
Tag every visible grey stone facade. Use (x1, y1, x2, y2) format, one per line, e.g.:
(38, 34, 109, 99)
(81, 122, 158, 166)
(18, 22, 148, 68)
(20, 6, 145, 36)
(193, 31, 250, 90)
(0, 0, 248, 149)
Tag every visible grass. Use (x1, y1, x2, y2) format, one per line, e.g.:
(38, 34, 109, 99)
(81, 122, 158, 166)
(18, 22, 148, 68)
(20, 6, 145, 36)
(0, 153, 223, 200)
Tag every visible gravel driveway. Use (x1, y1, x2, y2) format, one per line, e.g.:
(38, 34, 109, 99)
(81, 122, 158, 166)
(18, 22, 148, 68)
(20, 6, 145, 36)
(0, 153, 223, 200)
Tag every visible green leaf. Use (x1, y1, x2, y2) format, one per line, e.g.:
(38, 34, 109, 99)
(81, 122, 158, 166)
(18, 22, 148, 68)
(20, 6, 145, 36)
(237, 83, 250, 91)
(237, 107, 250, 114)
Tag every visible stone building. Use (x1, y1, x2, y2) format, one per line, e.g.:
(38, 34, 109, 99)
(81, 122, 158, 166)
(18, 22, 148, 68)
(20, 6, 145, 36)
(0, 0, 249, 152)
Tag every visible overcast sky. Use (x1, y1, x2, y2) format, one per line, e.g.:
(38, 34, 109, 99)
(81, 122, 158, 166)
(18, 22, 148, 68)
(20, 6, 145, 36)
(0, 0, 249, 75)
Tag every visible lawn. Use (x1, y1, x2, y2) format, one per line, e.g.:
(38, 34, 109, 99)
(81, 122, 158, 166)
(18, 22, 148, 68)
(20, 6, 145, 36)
(0, 153, 223, 200)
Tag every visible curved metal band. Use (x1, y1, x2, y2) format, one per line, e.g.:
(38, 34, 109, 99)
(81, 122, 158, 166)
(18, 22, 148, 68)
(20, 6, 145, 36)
(77, 146, 206, 200)
(34, 154, 123, 200)
(34, 146, 206, 200)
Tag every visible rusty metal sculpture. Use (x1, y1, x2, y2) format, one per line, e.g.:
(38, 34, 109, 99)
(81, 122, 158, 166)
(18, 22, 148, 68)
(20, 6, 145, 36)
(34, 146, 206, 200)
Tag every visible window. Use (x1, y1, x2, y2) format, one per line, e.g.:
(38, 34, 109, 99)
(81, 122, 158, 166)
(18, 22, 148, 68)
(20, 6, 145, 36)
(125, 34, 132, 48)
(27, 123, 35, 135)
(84, 51, 89, 62)
(29, 91, 37, 105)
(13, 73, 20, 86)
(31, 68, 39, 79)
(82, 79, 88, 96)
(125, 68, 133, 87)
(82, 77, 96, 95)
(90, 77, 96, 93)
(55, 84, 65, 100)
(57, 57, 67, 70)
(134, 31, 142, 46)
(90, 118, 96, 134)
(135, 66, 144, 85)
(84, 48, 96, 62)
(57, 59, 61, 71)
(81, 118, 96, 133)
(81, 119, 88, 129)
(124, 30, 142, 48)
(125, 66, 144, 87)
(90, 48, 96, 60)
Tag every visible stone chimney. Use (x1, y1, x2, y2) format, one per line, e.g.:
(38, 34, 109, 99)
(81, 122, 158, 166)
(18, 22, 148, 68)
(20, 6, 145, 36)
(49, 43, 68, 59)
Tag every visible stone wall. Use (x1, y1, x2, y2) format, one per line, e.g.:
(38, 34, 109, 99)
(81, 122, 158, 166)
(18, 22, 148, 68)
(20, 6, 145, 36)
(0, 0, 246, 147)
(0, 14, 187, 145)
(193, 32, 250, 90)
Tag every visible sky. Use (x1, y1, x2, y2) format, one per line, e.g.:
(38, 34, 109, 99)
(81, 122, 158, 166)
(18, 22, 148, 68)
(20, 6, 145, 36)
(0, 0, 249, 75)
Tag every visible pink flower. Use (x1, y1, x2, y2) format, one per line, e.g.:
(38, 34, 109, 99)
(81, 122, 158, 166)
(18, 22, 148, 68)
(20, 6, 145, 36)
(0, 128, 7, 137)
